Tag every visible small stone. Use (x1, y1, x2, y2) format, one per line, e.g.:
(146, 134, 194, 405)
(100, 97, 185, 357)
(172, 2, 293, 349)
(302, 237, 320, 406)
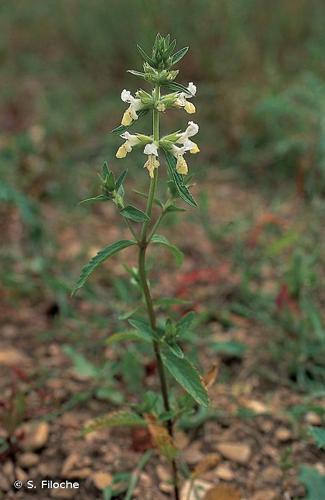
(92, 471, 113, 490)
(244, 400, 267, 414)
(204, 484, 241, 500)
(15, 467, 28, 482)
(251, 489, 277, 500)
(62, 453, 79, 476)
(21, 421, 50, 451)
(38, 461, 59, 477)
(0, 474, 10, 492)
(2, 461, 14, 482)
(183, 441, 204, 464)
(215, 464, 235, 481)
(66, 468, 92, 479)
(174, 430, 189, 450)
(156, 465, 171, 483)
(181, 479, 212, 500)
(159, 482, 174, 494)
(50, 489, 75, 499)
(216, 442, 252, 464)
(261, 466, 282, 484)
(305, 412, 321, 426)
(275, 427, 292, 442)
(18, 452, 40, 468)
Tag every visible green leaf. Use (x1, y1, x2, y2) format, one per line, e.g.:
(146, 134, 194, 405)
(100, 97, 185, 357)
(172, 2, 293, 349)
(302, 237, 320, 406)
(177, 311, 196, 335)
(128, 317, 157, 340)
(164, 204, 186, 213)
(120, 205, 150, 223)
(299, 466, 325, 500)
(164, 151, 197, 207)
(166, 342, 184, 359)
(72, 240, 136, 295)
(83, 410, 146, 435)
(106, 330, 152, 345)
(164, 81, 191, 95)
(309, 427, 325, 449)
(137, 44, 154, 65)
(171, 47, 189, 65)
(115, 169, 128, 192)
(209, 341, 247, 358)
(151, 234, 184, 265)
(127, 69, 147, 79)
(63, 346, 99, 378)
(161, 350, 209, 406)
(79, 194, 110, 205)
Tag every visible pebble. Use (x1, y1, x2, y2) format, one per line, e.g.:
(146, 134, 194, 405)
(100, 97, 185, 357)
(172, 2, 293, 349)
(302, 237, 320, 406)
(261, 466, 282, 484)
(21, 421, 50, 451)
(275, 428, 292, 442)
(92, 471, 113, 490)
(216, 442, 252, 464)
(251, 489, 278, 500)
(305, 412, 321, 426)
(0, 474, 10, 492)
(18, 452, 40, 468)
(214, 464, 235, 481)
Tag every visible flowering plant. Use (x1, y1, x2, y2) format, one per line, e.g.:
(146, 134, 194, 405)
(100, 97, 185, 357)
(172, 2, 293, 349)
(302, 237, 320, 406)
(72, 34, 209, 499)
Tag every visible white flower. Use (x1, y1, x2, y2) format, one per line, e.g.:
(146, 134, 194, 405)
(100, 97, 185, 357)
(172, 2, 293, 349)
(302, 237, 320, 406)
(144, 142, 158, 156)
(175, 122, 200, 154)
(120, 89, 143, 126)
(174, 82, 197, 114)
(171, 122, 200, 175)
(143, 142, 159, 178)
(116, 132, 140, 158)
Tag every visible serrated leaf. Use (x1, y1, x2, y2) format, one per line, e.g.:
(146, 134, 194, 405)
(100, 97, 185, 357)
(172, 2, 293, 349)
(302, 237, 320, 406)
(83, 410, 145, 435)
(106, 330, 152, 345)
(309, 427, 325, 449)
(171, 46, 189, 65)
(80, 194, 110, 205)
(72, 240, 136, 295)
(299, 466, 325, 500)
(164, 151, 197, 207)
(120, 205, 150, 223)
(151, 234, 184, 265)
(145, 414, 177, 461)
(161, 350, 209, 406)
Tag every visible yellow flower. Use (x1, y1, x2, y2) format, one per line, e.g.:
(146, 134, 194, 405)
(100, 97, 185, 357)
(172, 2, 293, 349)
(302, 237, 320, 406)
(190, 142, 200, 154)
(176, 155, 188, 175)
(116, 145, 128, 158)
(121, 109, 133, 126)
(184, 101, 196, 114)
(144, 155, 160, 178)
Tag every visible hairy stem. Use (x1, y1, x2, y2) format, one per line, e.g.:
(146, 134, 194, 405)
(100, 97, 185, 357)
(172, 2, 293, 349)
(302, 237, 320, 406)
(136, 85, 180, 500)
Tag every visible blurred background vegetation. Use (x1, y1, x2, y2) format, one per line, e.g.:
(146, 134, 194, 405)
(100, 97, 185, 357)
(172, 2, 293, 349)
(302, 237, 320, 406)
(1, 2, 325, 496)
(1, 0, 325, 412)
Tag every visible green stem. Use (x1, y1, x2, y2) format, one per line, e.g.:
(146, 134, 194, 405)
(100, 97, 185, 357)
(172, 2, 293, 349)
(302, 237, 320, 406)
(136, 85, 180, 500)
